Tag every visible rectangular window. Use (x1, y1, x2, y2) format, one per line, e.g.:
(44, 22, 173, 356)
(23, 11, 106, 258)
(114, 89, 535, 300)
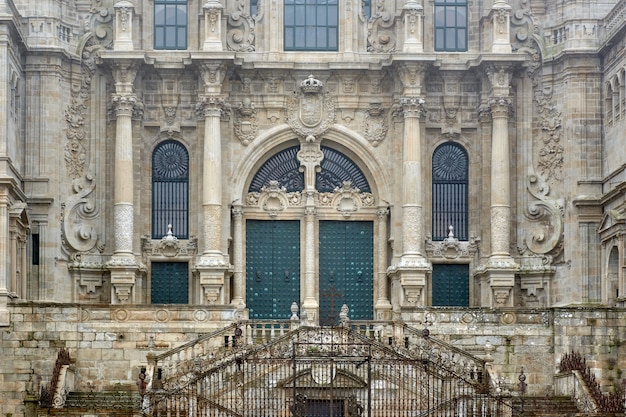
(284, 0, 338, 51)
(250, 0, 258, 16)
(434, 0, 467, 51)
(154, 0, 188, 50)
(31, 233, 39, 265)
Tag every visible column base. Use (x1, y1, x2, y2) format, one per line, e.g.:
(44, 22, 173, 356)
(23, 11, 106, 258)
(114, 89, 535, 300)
(374, 301, 393, 320)
(476, 257, 519, 307)
(301, 298, 319, 326)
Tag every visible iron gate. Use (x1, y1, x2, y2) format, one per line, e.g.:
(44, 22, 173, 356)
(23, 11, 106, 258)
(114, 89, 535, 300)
(148, 327, 514, 417)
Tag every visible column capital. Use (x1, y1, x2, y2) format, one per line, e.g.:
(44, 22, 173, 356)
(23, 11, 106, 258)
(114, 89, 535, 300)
(196, 94, 226, 118)
(376, 207, 390, 219)
(232, 206, 244, 218)
(111, 93, 138, 117)
(399, 96, 426, 119)
(488, 96, 512, 119)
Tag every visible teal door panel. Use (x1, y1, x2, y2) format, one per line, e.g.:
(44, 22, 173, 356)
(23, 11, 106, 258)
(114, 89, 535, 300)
(432, 264, 469, 306)
(246, 220, 300, 319)
(319, 221, 373, 324)
(151, 262, 189, 304)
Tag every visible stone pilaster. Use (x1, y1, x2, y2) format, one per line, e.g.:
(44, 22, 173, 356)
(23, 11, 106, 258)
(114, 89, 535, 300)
(403, 0, 424, 53)
(113, 1, 134, 51)
(107, 63, 141, 304)
(375, 207, 392, 319)
(231, 205, 244, 307)
(203, 0, 224, 51)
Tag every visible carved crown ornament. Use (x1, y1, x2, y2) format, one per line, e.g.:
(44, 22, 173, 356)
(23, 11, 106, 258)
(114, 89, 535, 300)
(318, 181, 375, 217)
(286, 75, 337, 138)
(425, 226, 479, 260)
(141, 225, 198, 259)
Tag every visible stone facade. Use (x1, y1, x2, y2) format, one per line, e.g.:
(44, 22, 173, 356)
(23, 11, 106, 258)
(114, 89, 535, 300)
(1, 0, 626, 415)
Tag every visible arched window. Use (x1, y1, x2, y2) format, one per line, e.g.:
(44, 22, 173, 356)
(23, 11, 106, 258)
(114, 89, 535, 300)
(248, 145, 370, 193)
(152, 140, 189, 239)
(432, 142, 468, 241)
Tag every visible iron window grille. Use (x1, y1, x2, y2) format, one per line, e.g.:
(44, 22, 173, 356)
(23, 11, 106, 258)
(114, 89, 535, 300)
(152, 140, 189, 239)
(432, 142, 468, 241)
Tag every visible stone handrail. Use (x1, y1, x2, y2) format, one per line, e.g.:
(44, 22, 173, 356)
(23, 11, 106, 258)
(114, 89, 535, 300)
(555, 371, 599, 414)
(602, 0, 626, 43)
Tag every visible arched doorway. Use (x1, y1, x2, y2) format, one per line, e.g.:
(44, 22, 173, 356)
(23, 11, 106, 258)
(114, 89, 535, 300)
(243, 143, 377, 323)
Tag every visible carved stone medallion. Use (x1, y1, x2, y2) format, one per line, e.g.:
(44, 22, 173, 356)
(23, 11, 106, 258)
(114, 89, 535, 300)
(286, 75, 336, 138)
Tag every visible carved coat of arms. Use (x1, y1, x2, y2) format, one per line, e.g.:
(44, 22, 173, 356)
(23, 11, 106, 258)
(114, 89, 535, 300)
(286, 75, 336, 138)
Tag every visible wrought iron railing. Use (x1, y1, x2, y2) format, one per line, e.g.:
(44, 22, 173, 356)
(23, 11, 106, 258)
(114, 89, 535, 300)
(145, 324, 515, 417)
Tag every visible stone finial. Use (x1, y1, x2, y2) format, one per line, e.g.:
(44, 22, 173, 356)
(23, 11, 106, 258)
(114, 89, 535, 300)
(490, 0, 512, 53)
(402, 0, 424, 53)
(114, 1, 135, 51)
(203, 0, 224, 51)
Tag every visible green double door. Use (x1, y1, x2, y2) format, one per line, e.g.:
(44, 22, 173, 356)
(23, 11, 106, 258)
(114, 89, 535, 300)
(246, 220, 301, 319)
(319, 221, 373, 324)
(246, 220, 373, 323)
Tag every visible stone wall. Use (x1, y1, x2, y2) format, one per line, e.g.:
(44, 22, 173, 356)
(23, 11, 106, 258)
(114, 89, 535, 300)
(3, 304, 626, 416)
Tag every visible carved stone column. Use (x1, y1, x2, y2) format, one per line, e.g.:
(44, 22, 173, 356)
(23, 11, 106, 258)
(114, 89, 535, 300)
(389, 94, 431, 307)
(476, 70, 519, 306)
(231, 205, 245, 307)
(195, 93, 229, 304)
(375, 207, 392, 319)
(107, 62, 141, 304)
(203, 0, 224, 51)
(403, 0, 424, 53)
(489, 0, 512, 53)
(297, 139, 324, 324)
(303, 205, 318, 323)
(113, 1, 134, 51)
(109, 93, 140, 303)
(0, 190, 9, 325)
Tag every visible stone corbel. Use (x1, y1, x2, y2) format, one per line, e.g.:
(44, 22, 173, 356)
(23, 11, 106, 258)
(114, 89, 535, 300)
(198, 269, 227, 304)
(517, 256, 555, 306)
(203, 0, 224, 51)
(113, 1, 134, 51)
(489, 0, 512, 53)
(402, 0, 424, 53)
(108, 262, 140, 304)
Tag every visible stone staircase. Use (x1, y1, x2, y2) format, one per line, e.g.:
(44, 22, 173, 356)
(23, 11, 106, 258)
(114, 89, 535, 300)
(513, 396, 580, 417)
(64, 391, 142, 410)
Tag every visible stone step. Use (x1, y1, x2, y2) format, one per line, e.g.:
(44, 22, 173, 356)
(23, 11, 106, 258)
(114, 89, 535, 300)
(65, 391, 142, 409)
(513, 396, 580, 416)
